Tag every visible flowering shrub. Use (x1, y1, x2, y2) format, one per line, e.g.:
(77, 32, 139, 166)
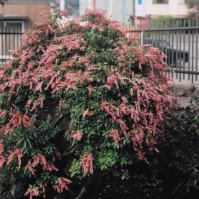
(0, 9, 174, 198)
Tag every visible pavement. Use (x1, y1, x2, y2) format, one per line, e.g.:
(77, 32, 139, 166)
(168, 72, 199, 106)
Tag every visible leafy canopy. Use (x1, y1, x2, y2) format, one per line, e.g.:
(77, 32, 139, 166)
(0, 9, 174, 199)
(185, 0, 199, 10)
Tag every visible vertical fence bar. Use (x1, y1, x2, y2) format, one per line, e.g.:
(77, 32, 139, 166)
(140, 30, 144, 45)
(177, 21, 180, 80)
(8, 28, 11, 60)
(179, 27, 182, 82)
(196, 21, 199, 82)
(171, 19, 174, 80)
(188, 19, 191, 81)
(191, 28, 194, 83)
(183, 20, 185, 80)
(168, 22, 171, 78)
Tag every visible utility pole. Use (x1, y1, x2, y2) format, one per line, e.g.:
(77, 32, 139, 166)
(92, 0, 96, 10)
(60, 0, 65, 11)
(109, 0, 113, 19)
(132, 0, 135, 26)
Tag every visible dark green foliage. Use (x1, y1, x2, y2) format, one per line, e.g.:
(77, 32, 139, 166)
(81, 86, 199, 199)
(157, 86, 199, 197)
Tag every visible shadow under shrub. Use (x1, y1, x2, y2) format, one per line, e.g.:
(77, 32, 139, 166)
(156, 86, 199, 198)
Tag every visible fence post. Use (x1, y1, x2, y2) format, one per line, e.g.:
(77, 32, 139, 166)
(140, 29, 145, 45)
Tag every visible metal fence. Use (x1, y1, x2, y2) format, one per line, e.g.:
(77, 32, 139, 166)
(0, 18, 199, 83)
(130, 18, 199, 84)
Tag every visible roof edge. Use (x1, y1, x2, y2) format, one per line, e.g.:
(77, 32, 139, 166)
(1, 15, 29, 20)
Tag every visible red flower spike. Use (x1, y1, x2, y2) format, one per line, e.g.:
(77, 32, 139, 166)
(80, 153, 94, 175)
(54, 177, 72, 193)
(7, 149, 23, 169)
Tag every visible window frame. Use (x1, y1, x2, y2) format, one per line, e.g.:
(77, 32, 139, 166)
(0, 20, 24, 61)
(3, 21, 24, 32)
(152, 0, 169, 4)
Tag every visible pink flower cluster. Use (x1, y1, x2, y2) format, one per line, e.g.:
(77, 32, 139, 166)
(7, 149, 23, 169)
(0, 140, 6, 169)
(82, 108, 94, 118)
(24, 187, 40, 199)
(109, 129, 121, 148)
(100, 72, 174, 160)
(80, 153, 94, 175)
(54, 177, 72, 193)
(70, 130, 83, 141)
(25, 154, 58, 175)
(4, 112, 35, 135)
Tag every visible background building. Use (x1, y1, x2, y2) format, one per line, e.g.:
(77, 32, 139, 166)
(80, 0, 133, 26)
(0, 0, 51, 32)
(50, 0, 134, 26)
(50, 1, 193, 26)
(0, 0, 51, 66)
(49, 0, 79, 18)
(146, 0, 191, 19)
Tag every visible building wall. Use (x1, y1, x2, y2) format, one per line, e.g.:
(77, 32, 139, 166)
(145, 0, 189, 18)
(0, 3, 51, 31)
(79, 0, 133, 25)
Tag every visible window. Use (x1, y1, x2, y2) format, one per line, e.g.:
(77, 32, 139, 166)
(0, 21, 24, 60)
(49, 0, 80, 17)
(153, 0, 168, 4)
(65, 0, 79, 17)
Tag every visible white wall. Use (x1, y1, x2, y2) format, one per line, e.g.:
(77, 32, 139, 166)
(79, 0, 133, 25)
(145, 0, 189, 18)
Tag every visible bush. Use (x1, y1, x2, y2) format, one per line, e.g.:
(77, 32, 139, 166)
(150, 86, 199, 198)
(0, 9, 174, 198)
(90, 86, 199, 199)
(149, 16, 176, 28)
